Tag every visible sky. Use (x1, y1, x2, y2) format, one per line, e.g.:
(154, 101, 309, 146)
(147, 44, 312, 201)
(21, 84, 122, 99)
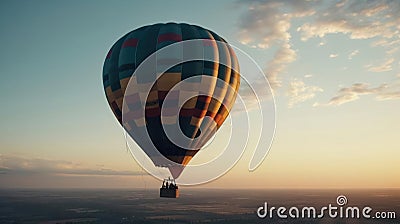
(0, 0, 399, 189)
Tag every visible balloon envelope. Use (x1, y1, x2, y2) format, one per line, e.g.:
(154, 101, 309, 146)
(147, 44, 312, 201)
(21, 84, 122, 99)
(102, 23, 240, 178)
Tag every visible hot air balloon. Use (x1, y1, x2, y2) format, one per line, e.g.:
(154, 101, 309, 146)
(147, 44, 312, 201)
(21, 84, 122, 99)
(102, 23, 240, 197)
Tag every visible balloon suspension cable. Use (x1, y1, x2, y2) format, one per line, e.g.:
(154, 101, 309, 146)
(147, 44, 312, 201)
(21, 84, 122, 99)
(166, 176, 176, 185)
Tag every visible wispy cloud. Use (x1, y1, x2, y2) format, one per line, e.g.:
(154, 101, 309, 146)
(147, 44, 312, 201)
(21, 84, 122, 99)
(266, 43, 297, 89)
(325, 83, 387, 106)
(304, 74, 313, 78)
(287, 79, 323, 108)
(376, 91, 400, 100)
(315, 82, 400, 106)
(329, 53, 339, 58)
(371, 39, 400, 55)
(298, 1, 400, 42)
(348, 50, 359, 60)
(365, 58, 395, 72)
(0, 155, 144, 176)
(235, 77, 274, 113)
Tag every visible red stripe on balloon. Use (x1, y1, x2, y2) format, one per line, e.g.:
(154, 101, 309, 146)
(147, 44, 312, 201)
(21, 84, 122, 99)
(158, 91, 168, 100)
(195, 108, 207, 118)
(146, 107, 161, 117)
(197, 95, 211, 103)
(206, 111, 216, 117)
(180, 108, 205, 118)
(122, 38, 138, 48)
(106, 49, 112, 58)
(158, 33, 182, 42)
(180, 108, 194, 116)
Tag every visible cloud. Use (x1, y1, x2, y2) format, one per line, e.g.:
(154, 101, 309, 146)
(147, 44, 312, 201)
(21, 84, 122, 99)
(304, 74, 313, 78)
(348, 50, 359, 60)
(287, 79, 323, 108)
(234, 77, 274, 113)
(296, 0, 400, 67)
(237, 0, 400, 107)
(237, 1, 400, 90)
(365, 58, 395, 72)
(0, 155, 144, 176)
(335, 0, 346, 8)
(315, 82, 400, 106)
(376, 91, 400, 100)
(295, 0, 400, 71)
(237, 1, 316, 48)
(371, 38, 400, 55)
(326, 83, 387, 106)
(266, 43, 297, 89)
(237, 0, 317, 89)
(371, 39, 400, 48)
(298, 1, 400, 42)
(329, 53, 339, 58)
